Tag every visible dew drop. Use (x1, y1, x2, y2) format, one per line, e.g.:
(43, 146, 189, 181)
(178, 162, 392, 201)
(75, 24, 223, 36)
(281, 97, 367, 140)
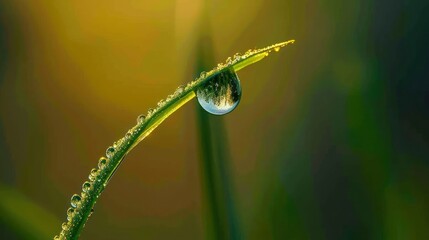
(70, 194, 81, 208)
(98, 157, 108, 170)
(125, 130, 132, 139)
(106, 146, 115, 158)
(175, 86, 184, 95)
(226, 57, 232, 64)
(157, 99, 165, 108)
(62, 222, 70, 231)
(82, 181, 91, 193)
(137, 114, 146, 124)
(66, 207, 75, 221)
(88, 168, 99, 181)
(147, 108, 155, 117)
(196, 68, 241, 115)
(233, 53, 241, 61)
(274, 46, 280, 52)
(166, 94, 174, 101)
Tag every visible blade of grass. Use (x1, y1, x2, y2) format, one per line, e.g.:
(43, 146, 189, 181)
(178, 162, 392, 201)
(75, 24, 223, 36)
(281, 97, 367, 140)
(55, 40, 294, 239)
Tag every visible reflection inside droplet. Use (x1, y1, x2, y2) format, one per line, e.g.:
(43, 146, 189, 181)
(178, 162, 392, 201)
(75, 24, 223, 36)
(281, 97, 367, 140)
(196, 68, 241, 115)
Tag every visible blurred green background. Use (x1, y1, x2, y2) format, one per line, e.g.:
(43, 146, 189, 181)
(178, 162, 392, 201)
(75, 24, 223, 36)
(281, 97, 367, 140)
(1, 0, 428, 239)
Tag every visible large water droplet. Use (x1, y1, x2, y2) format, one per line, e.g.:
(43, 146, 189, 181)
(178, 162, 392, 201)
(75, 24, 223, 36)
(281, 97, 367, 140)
(196, 68, 241, 115)
(70, 194, 81, 208)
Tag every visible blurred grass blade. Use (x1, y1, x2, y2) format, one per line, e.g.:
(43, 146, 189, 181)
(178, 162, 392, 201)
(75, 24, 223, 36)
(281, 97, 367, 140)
(196, 108, 242, 240)
(0, 183, 60, 240)
(194, 12, 241, 237)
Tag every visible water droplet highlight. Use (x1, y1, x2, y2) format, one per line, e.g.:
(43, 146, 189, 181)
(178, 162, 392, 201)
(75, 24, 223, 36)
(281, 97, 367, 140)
(196, 68, 241, 115)
(70, 194, 81, 208)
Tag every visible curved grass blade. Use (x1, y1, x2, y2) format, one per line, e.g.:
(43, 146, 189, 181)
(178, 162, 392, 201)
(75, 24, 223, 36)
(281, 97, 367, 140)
(55, 40, 295, 239)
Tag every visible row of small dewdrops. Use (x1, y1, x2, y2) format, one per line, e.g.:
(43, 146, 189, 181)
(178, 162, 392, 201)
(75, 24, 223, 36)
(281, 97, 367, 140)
(55, 150, 116, 239)
(54, 47, 274, 239)
(138, 50, 250, 123)
(133, 44, 284, 128)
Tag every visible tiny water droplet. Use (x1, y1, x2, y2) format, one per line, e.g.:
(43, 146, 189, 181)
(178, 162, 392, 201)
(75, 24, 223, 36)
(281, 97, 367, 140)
(91, 168, 99, 175)
(98, 157, 107, 169)
(70, 194, 81, 208)
(89, 208, 95, 218)
(82, 181, 91, 193)
(106, 146, 115, 158)
(147, 108, 154, 116)
(233, 53, 241, 61)
(196, 68, 241, 115)
(157, 99, 165, 107)
(66, 207, 75, 221)
(125, 130, 132, 138)
(274, 46, 280, 52)
(62, 222, 70, 231)
(89, 168, 99, 181)
(166, 94, 174, 101)
(185, 80, 197, 90)
(226, 57, 232, 64)
(137, 114, 146, 124)
(175, 86, 184, 95)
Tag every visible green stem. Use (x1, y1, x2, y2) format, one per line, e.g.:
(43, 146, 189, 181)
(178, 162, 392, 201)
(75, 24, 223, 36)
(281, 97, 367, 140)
(55, 40, 294, 239)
